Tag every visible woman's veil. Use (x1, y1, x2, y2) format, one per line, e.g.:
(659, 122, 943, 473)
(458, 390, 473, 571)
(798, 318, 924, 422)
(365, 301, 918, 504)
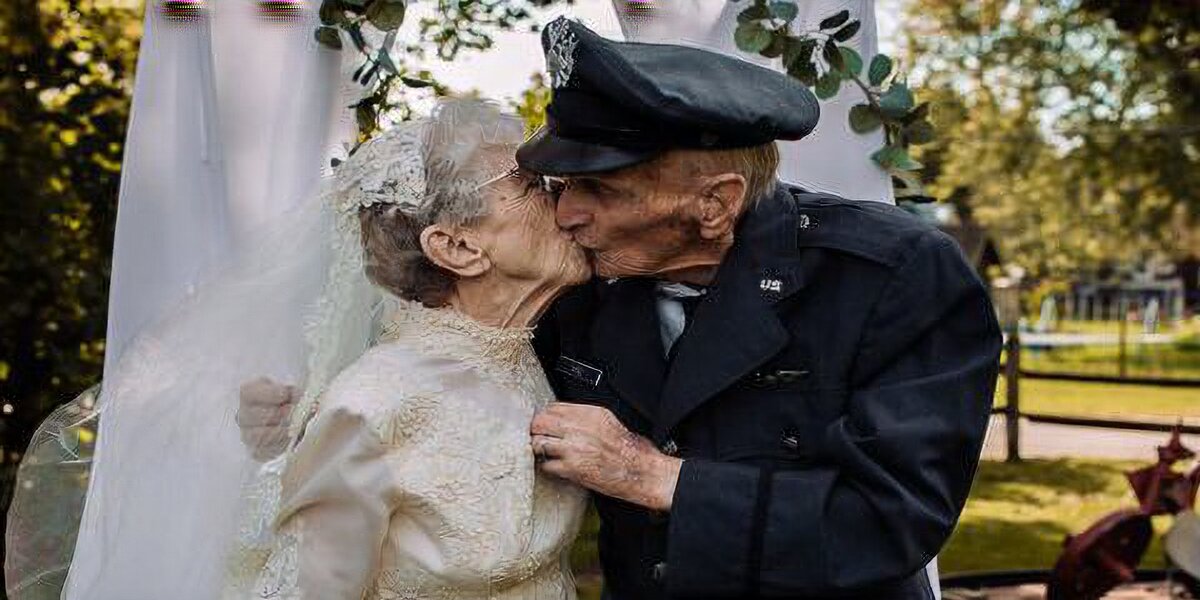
(4, 0, 363, 597)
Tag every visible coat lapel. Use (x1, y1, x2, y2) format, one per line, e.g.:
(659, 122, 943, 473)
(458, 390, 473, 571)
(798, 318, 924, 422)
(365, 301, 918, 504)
(654, 189, 817, 438)
(591, 278, 667, 420)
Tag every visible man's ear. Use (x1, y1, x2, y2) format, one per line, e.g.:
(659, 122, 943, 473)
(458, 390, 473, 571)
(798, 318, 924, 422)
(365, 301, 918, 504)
(697, 173, 747, 241)
(419, 224, 490, 278)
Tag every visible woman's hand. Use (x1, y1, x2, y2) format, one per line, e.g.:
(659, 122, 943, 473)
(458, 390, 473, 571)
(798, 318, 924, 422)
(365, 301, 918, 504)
(236, 377, 297, 461)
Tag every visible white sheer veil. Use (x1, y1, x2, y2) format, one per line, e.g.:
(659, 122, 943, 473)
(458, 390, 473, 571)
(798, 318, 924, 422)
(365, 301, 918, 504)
(46, 118, 435, 599)
(4, 1, 364, 597)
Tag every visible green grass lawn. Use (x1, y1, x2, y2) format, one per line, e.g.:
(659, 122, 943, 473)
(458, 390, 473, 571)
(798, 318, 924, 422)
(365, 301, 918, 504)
(941, 458, 1173, 574)
(570, 459, 1179, 595)
(1022, 343, 1200, 380)
(995, 377, 1200, 423)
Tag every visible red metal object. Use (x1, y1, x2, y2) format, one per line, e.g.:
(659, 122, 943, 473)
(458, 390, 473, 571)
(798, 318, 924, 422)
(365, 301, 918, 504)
(1048, 509, 1153, 599)
(1049, 424, 1199, 598)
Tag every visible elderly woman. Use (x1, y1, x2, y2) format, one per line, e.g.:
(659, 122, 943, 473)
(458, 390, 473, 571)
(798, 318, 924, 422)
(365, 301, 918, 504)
(221, 98, 591, 599)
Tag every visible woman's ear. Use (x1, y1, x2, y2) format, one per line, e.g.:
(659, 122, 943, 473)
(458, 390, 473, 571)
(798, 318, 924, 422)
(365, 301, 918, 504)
(419, 224, 490, 278)
(697, 173, 747, 241)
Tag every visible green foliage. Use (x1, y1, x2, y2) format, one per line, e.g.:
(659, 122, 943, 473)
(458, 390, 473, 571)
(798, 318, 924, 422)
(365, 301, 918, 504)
(733, 0, 936, 199)
(317, 0, 572, 143)
(511, 72, 552, 134)
(0, 0, 138, 452)
(905, 0, 1200, 278)
(942, 459, 1170, 574)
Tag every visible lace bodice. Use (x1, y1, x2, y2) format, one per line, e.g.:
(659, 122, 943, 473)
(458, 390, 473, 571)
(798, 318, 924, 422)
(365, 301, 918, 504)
(225, 304, 587, 600)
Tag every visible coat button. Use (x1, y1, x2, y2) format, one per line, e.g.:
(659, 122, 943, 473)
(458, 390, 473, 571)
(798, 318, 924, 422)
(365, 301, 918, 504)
(651, 561, 667, 583)
(661, 439, 679, 456)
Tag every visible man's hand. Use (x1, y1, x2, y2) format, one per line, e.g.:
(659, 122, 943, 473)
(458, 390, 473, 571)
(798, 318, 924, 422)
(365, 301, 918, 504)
(237, 377, 297, 462)
(530, 403, 682, 511)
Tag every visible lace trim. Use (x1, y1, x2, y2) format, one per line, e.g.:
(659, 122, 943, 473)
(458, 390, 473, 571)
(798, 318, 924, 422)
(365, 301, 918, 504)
(375, 302, 545, 403)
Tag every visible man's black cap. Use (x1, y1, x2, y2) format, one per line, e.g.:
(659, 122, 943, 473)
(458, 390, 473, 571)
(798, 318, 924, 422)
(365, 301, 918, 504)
(516, 17, 820, 176)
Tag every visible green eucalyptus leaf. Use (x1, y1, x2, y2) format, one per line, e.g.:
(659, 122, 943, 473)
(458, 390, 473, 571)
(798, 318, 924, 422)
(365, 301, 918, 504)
(891, 169, 929, 200)
(366, 0, 406, 31)
(815, 72, 842, 99)
(356, 103, 376, 132)
(734, 22, 773, 53)
(849, 104, 882, 133)
(837, 46, 862, 76)
(737, 2, 771, 23)
(768, 1, 798, 22)
(819, 9, 850, 30)
(347, 22, 368, 53)
(822, 40, 843, 70)
(314, 26, 343, 50)
(832, 20, 861, 42)
(787, 58, 818, 86)
(867, 54, 893, 87)
(904, 101, 930, 124)
(871, 145, 922, 170)
(400, 76, 434, 88)
(905, 119, 935, 144)
(762, 31, 788, 58)
(361, 63, 379, 85)
(878, 83, 915, 119)
(783, 37, 816, 69)
(318, 1, 346, 26)
(376, 49, 399, 75)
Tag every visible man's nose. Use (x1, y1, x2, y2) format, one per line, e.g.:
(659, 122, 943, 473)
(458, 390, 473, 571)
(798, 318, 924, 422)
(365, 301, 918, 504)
(555, 191, 593, 230)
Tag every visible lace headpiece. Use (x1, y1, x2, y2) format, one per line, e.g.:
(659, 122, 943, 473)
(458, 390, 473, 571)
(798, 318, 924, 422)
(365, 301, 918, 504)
(330, 124, 428, 215)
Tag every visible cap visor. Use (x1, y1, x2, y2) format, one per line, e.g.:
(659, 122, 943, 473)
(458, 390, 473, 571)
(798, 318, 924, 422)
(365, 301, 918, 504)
(516, 127, 660, 176)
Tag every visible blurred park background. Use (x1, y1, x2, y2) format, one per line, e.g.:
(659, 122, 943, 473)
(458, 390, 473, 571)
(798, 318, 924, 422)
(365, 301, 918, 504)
(1, 0, 1198, 598)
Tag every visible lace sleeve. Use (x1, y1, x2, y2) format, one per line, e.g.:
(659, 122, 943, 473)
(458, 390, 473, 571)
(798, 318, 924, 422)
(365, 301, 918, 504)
(255, 400, 424, 600)
(250, 339, 453, 598)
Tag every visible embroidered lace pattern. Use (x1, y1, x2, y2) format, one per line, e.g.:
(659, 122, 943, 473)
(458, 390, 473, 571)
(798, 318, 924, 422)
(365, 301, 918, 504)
(225, 302, 586, 600)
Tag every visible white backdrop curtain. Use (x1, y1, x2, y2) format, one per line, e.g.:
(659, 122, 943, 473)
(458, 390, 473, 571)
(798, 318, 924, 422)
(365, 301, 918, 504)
(610, 0, 895, 204)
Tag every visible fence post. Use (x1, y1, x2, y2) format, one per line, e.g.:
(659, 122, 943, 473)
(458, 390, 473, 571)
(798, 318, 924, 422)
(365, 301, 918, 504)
(1005, 330, 1021, 463)
(1118, 294, 1129, 379)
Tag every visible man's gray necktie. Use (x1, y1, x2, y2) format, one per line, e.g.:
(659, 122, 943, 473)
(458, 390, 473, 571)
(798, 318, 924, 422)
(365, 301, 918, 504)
(655, 281, 707, 358)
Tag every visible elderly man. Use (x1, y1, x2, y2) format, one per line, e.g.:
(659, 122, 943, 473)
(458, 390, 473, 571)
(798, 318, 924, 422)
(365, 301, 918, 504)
(518, 19, 1001, 600)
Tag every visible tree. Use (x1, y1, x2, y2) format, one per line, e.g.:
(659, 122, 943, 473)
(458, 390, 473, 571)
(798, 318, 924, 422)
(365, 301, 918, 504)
(902, 0, 1200, 278)
(0, 0, 140, 458)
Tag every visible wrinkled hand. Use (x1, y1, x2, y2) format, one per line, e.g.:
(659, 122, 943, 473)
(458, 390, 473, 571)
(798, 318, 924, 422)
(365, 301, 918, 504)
(530, 403, 681, 511)
(237, 377, 297, 461)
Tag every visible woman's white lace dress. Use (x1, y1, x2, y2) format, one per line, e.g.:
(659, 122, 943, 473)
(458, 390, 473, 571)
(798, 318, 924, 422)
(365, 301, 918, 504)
(225, 303, 588, 599)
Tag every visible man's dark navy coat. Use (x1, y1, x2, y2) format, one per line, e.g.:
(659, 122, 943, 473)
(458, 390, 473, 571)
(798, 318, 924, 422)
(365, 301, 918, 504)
(534, 184, 1003, 599)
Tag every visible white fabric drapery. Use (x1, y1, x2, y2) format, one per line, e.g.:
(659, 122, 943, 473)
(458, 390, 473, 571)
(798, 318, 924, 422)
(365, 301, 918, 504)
(610, 0, 894, 204)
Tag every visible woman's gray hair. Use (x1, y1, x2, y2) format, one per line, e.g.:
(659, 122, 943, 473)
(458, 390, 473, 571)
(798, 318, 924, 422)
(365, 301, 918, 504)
(358, 98, 526, 307)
